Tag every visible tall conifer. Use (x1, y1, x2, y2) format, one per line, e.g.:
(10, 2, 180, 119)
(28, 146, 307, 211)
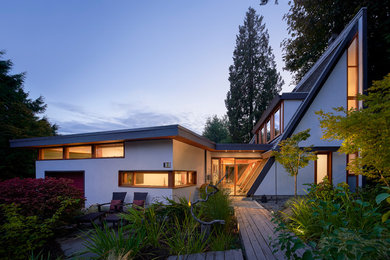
(225, 7, 283, 143)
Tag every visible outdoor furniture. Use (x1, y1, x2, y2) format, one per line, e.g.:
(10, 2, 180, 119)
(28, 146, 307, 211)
(76, 211, 106, 227)
(97, 192, 127, 213)
(104, 213, 127, 229)
(129, 192, 148, 209)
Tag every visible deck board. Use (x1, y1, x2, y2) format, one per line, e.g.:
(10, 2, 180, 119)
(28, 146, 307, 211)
(233, 198, 288, 260)
(168, 249, 243, 260)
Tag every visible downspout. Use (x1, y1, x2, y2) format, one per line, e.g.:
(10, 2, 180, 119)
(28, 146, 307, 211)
(275, 160, 278, 204)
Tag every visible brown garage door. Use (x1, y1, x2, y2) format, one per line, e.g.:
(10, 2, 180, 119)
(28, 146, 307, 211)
(45, 171, 85, 197)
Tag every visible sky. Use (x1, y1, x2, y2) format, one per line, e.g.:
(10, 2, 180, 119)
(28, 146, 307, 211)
(1, 0, 294, 135)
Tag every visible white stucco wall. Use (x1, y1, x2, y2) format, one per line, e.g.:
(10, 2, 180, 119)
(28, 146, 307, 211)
(293, 52, 347, 147)
(255, 151, 348, 196)
(36, 139, 174, 206)
(283, 100, 303, 131)
(254, 160, 315, 196)
(172, 140, 205, 186)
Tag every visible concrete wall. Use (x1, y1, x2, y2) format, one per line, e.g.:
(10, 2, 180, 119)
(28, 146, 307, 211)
(36, 139, 174, 206)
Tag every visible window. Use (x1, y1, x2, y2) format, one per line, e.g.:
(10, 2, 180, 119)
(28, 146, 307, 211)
(41, 147, 63, 160)
(39, 142, 124, 160)
(68, 146, 92, 159)
(266, 120, 271, 142)
(274, 108, 281, 137)
(258, 126, 264, 144)
(256, 104, 283, 144)
(347, 36, 359, 110)
(315, 153, 332, 184)
(96, 143, 124, 158)
(347, 153, 358, 191)
(118, 171, 196, 188)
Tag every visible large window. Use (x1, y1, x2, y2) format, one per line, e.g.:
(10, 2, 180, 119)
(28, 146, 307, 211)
(40, 147, 63, 160)
(39, 142, 124, 160)
(347, 153, 358, 191)
(96, 143, 124, 158)
(256, 104, 283, 144)
(274, 108, 281, 137)
(119, 171, 196, 188)
(68, 146, 92, 159)
(266, 120, 271, 142)
(315, 152, 332, 184)
(347, 36, 359, 110)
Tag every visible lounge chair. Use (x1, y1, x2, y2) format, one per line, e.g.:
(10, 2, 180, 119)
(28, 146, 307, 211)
(97, 192, 127, 213)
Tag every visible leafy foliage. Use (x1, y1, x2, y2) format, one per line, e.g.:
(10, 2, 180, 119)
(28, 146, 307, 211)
(281, 0, 390, 84)
(225, 7, 283, 143)
(0, 199, 79, 260)
(0, 177, 84, 222)
(273, 129, 317, 196)
(316, 74, 390, 186)
(202, 115, 231, 143)
(0, 52, 57, 179)
(81, 223, 146, 259)
(272, 182, 390, 259)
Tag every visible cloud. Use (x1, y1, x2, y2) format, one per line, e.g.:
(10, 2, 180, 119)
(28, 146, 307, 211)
(49, 102, 207, 135)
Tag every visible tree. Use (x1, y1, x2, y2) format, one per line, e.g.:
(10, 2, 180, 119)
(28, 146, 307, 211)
(225, 7, 283, 143)
(316, 74, 390, 187)
(0, 52, 57, 180)
(281, 0, 390, 85)
(273, 129, 317, 196)
(202, 115, 231, 143)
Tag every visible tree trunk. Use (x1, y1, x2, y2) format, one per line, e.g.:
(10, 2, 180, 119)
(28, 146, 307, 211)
(294, 174, 297, 197)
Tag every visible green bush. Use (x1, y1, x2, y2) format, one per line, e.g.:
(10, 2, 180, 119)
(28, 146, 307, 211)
(81, 223, 146, 259)
(273, 182, 390, 259)
(0, 198, 78, 260)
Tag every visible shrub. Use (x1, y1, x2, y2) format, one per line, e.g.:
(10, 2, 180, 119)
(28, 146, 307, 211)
(0, 177, 84, 222)
(199, 186, 234, 227)
(0, 198, 79, 260)
(273, 182, 390, 259)
(81, 223, 146, 259)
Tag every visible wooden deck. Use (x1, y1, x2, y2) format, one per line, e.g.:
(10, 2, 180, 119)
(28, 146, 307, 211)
(233, 198, 306, 260)
(167, 249, 243, 260)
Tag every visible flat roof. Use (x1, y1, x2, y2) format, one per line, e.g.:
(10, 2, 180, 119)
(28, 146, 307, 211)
(10, 124, 271, 152)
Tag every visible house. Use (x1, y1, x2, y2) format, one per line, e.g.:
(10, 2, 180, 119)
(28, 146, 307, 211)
(10, 8, 367, 205)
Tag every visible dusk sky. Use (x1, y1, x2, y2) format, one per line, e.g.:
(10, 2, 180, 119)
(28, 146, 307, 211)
(1, 0, 293, 135)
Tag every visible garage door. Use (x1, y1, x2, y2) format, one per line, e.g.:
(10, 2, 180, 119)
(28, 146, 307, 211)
(45, 171, 85, 197)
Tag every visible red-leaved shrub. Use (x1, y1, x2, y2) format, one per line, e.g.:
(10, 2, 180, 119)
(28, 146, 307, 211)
(0, 177, 85, 221)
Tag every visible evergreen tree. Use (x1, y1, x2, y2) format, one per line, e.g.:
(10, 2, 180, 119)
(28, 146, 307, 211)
(225, 7, 283, 143)
(281, 0, 390, 85)
(202, 115, 231, 143)
(0, 52, 57, 179)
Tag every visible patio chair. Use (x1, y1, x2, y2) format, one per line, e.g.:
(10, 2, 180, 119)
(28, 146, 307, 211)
(97, 192, 127, 213)
(129, 192, 148, 209)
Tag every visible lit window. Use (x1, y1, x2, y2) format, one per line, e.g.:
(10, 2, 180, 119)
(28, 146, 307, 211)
(41, 147, 63, 160)
(259, 126, 264, 144)
(175, 171, 187, 186)
(274, 108, 280, 137)
(68, 146, 92, 159)
(96, 143, 124, 158)
(347, 36, 359, 110)
(315, 154, 329, 184)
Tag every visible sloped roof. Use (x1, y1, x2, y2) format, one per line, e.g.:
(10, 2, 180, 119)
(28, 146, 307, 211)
(247, 7, 367, 196)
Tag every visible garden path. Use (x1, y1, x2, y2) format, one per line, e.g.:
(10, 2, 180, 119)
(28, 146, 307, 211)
(233, 197, 303, 260)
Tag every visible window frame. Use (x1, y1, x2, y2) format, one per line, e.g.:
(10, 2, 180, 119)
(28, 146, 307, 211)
(38, 142, 125, 160)
(314, 152, 332, 184)
(118, 170, 196, 188)
(256, 103, 283, 144)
